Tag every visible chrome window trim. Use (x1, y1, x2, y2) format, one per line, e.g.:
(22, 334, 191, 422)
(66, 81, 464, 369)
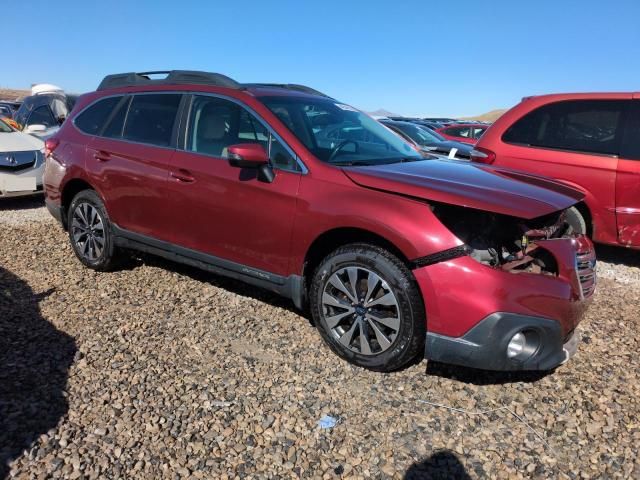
(183, 92, 308, 174)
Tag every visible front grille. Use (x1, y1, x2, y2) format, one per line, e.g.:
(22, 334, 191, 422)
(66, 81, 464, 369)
(0, 151, 39, 172)
(576, 250, 597, 298)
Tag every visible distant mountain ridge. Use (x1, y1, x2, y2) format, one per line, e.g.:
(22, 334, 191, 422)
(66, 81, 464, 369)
(0, 88, 30, 101)
(460, 109, 507, 122)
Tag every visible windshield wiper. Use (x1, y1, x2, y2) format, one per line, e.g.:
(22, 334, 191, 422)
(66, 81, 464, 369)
(330, 160, 377, 166)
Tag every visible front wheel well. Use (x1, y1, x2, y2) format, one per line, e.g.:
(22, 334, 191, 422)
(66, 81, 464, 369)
(302, 227, 411, 287)
(60, 179, 95, 229)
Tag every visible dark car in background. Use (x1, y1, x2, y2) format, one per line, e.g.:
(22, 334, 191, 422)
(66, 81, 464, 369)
(381, 120, 473, 160)
(13, 92, 77, 138)
(0, 101, 20, 119)
(388, 117, 444, 131)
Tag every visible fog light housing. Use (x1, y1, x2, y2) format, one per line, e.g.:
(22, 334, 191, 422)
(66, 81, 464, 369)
(506, 330, 539, 361)
(507, 332, 526, 358)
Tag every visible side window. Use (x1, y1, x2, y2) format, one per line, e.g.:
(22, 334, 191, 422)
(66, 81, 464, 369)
(188, 95, 299, 171)
(473, 127, 485, 139)
(503, 100, 626, 156)
(445, 126, 467, 137)
(28, 106, 57, 128)
(123, 94, 181, 147)
(103, 97, 130, 139)
(187, 96, 235, 157)
(74, 97, 121, 135)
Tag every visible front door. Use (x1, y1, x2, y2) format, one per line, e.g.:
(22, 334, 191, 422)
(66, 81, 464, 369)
(167, 94, 302, 276)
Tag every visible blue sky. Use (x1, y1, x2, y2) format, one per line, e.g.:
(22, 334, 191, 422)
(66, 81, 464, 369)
(3, 0, 639, 116)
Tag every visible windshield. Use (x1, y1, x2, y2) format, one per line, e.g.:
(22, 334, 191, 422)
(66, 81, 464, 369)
(259, 96, 421, 165)
(0, 118, 13, 133)
(13, 98, 35, 128)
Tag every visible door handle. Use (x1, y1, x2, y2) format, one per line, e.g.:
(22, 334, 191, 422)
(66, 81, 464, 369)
(93, 151, 111, 162)
(170, 169, 195, 183)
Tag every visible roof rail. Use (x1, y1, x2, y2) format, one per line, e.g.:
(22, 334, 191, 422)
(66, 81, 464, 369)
(97, 70, 242, 91)
(243, 83, 332, 98)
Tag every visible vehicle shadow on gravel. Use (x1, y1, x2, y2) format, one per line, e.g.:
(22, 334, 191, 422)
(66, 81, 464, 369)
(595, 244, 640, 268)
(425, 361, 549, 385)
(405, 450, 472, 479)
(0, 266, 76, 479)
(136, 254, 307, 318)
(0, 196, 45, 212)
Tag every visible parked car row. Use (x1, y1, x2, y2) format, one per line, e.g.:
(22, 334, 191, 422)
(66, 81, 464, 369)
(0, 84, 77, 198)
(39, 70, 597, 374)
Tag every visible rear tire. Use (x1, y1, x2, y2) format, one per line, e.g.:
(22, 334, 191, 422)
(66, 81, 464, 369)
(566, 206, 587, 236)
(67, 189, 122, 271)
(309, 243, 425, 372)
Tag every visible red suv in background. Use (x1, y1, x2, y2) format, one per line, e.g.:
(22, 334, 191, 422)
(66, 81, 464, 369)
(436, 123, 488, 144)
(44, 71, 595, 372)
(473, 93, 640, 249)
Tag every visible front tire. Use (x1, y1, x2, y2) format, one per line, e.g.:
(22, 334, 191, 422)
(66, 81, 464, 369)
(67, 189, 122, 271)
(566, 206, 587, 236)
(310, 244, 425, 372)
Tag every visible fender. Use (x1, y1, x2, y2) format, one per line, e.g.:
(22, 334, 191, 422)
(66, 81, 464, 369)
(288, 175, 463, 275)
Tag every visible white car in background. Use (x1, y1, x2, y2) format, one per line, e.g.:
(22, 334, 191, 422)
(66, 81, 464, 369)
(0, 118, 45, 198)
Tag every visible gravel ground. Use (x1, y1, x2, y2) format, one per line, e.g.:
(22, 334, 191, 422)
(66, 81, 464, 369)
(1, 196, 639, 479)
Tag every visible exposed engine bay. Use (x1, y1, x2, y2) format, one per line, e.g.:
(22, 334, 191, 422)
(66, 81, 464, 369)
(431, 203, 574, 275)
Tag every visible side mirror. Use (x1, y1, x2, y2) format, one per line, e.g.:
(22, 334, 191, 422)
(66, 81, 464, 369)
(227, 143, 269, 168)
(24, 124, 47, 134)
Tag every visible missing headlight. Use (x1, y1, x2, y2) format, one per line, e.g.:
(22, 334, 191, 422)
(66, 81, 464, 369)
(431, 202, 568, 275)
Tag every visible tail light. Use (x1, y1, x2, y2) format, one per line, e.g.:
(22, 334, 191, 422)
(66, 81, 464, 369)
(470, 147, 496, 164)
(44, 138, 60, 158)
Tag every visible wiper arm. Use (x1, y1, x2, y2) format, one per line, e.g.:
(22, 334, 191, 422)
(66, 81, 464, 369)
(330, 160, 376, 166)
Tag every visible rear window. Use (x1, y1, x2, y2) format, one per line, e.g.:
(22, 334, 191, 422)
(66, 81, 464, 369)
(503, 100, 626, 156)
(74, 96, 122, 135)
(122, 94, 181, 147)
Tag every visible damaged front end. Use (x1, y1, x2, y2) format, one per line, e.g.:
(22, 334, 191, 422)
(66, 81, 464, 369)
(430, 203, 596, 299)
(416, 202, 597, 371)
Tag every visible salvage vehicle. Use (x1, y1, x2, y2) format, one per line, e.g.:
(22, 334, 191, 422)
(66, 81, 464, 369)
(437, 123, 488, 144)
(473, 93, 640, 249)
(0, 118, 45, 198)
(381, 119, 473, 160)
(44, 70, 596, 372)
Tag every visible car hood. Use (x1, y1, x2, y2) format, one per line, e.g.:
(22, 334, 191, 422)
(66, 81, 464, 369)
(342, 159, 583, 219)
(0, 131, 44, 152)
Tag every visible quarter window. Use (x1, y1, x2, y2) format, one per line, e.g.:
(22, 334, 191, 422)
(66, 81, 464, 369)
(123, 94, 182, 147)
(503, 100, 626, 156)
(74, 97, 122, 135)
(187, 95, 298, 171)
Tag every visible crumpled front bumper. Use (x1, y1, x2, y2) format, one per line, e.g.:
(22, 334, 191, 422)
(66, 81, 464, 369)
(414, 235, 595, 371)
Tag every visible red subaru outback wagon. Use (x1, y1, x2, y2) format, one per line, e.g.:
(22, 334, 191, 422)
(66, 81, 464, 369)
(44, 71, 596, 372)
(473, 93, 640, 249)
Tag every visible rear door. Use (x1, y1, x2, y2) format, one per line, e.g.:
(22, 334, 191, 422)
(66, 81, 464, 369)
(616, 99, 640, 246)
(167, 94, 302, 276)
(86, 93, 182, 242)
